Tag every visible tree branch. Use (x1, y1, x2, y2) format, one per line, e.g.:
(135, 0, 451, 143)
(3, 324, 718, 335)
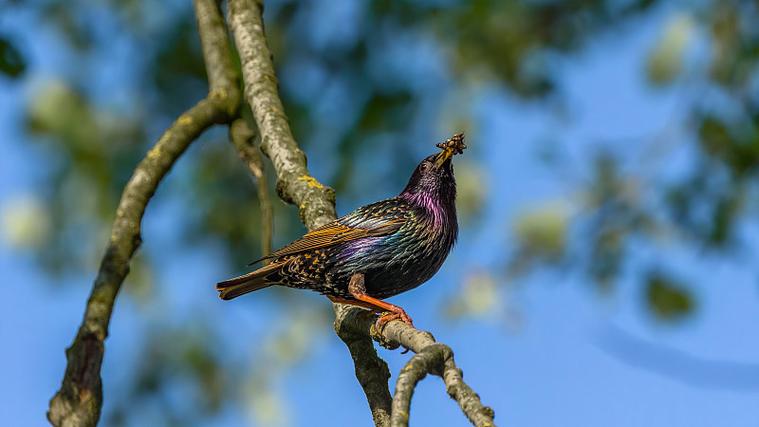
(227, 0, 336, 230)
(333, 305, 394, 426)
(48, 1, 239, 426)
(229, 118, 273, 257)
(194, 0, 239, 111)
(227, 1, 494, 426)
(335, 306, 495, 426)
(227, 2, 393, 425)
(198, 0, 273, 258)
(391, 344, 449, 426)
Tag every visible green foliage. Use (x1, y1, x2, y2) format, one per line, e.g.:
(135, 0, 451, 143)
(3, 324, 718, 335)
(645, 13, 694, 85)
(513, 201, 568, 262)
(6, 0, 759, 423)
(107, 325, 231, 427)
(0, 36, 26, 78)
(645, 272, 695, 321)
(444, 272, 499, 319)
(699, 115, 759, 177)
(23, 79, 146, 273)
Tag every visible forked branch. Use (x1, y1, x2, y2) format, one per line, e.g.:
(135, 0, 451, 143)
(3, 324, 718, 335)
(227, 1, 495, 426)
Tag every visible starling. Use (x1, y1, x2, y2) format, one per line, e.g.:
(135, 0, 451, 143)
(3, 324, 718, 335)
(217, 133, 467, 326)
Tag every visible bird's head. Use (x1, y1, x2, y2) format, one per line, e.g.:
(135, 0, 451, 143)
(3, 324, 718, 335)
(400, 133, 466, 204)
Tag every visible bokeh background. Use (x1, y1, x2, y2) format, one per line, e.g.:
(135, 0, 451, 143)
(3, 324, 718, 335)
(2, 0, 759, 426)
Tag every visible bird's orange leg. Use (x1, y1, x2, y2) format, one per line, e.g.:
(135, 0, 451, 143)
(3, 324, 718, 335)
(339, 273, 413, 328)
(327, 295, 379, 311)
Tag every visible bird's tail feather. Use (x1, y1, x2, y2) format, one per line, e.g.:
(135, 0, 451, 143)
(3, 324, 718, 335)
(216, 260, 285, 300)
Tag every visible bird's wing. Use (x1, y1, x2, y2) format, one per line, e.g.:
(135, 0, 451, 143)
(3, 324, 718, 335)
(249, 203, 407, 264)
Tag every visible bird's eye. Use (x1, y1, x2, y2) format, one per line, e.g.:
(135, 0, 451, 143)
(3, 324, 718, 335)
(420, 161, 432, 172)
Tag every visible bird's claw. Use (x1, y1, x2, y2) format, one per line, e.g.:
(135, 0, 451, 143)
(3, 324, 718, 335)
(375, 311, 414, 330)
(372, 311, 414, 351)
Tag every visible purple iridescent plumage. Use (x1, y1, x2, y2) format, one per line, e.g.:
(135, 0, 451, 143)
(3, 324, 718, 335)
(216, 135, 465, 306)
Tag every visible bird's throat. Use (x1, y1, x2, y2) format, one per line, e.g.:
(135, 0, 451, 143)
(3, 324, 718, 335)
(401, 189, 457, 229)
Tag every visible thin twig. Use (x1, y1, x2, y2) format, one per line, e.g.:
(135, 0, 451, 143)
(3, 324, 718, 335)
(198, 0, 273, 256)
(227, 1, 494, 426)
(48, 1, 239, 425)
(229, 118, 273, 257)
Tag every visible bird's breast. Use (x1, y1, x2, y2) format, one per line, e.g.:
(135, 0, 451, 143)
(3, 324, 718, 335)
(326, 212, 457, 298)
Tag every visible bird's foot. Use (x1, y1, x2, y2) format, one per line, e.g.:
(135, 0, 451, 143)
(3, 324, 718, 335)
(375, 309, 414, 330)
(373, 311, 413, 351)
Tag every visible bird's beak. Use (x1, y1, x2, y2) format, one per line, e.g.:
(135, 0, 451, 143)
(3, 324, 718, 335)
(433, 149, 454, 169)
(433, 133, 466, 169)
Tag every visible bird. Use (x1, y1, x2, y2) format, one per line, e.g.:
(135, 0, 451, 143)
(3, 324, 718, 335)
(216, 133, 466, 327)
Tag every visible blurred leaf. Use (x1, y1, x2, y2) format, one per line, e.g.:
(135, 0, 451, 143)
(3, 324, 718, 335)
(121, 324, 230, 425)
(246, 387, 291, 427)
(513, 200, 570, 261)
(0, 195, 51, 249)
(182, 340, 225, 411)
(151, 10, 208, 115)
(26, 80, 97, 145)
(244, 309, 329, 427)
(698, 116, 732, 160)
(43, 2, 95, 51)
(708, 191, 741, 246)
(259, 309, 329, 369)
(122, 253, 156, 304)
(582, 153, 655, 290)
(589, 225, 624, 289)
(646, 13, 694, 85)
(708, 3, 739, 85)
(699, 115, 759, 176)
(454, 161, 487, 225)
(444, 272, 499, 319)
(645, 272, 695, 321)
(333, 91, 415, 192)
(0, 36, 26, 78)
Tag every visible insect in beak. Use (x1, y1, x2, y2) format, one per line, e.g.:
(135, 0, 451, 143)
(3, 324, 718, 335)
(434, 133, 466, 169)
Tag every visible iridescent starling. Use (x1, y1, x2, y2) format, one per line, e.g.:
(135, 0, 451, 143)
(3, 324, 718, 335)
(217, 134, 467, 326)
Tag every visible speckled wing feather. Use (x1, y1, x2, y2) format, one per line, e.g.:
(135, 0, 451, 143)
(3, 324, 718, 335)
(250, 201, 407, 264)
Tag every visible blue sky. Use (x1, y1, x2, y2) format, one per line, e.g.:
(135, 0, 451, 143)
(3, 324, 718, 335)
(2, 2, 759, 427)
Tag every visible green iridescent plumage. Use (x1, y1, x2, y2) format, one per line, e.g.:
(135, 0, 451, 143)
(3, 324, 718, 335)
(217, 134, 466, 320)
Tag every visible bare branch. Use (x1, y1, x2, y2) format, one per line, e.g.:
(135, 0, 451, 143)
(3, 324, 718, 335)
(442, 356, 496, 427)
(391, 344, 450, 426)
(334, 305, 394, 427)
(227, 2, 395, 425)
(227, 0, 336, 230)
(194, 0, 239, 109)
(227, 2, 495, 426)
(342, 311, 497, 427)
(47, 97, 231, 427)
(229, 118, 274, 257)
(48, 2, 240, 425)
